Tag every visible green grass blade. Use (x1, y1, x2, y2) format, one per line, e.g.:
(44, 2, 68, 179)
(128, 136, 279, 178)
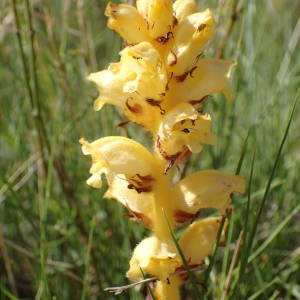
(163, 210, 201, 298)
(229, 150, 256, 297)
(235, 127, 252, 175)
(246, 92, 298, 259)
(0, 284, 19, 300)
(249, 203, 300, 263)
(220, 212, 235, 280)
(248, 278, 279, 300)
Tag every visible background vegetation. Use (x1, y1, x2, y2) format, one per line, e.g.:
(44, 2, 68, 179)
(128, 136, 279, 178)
(0, 0, 299, 299)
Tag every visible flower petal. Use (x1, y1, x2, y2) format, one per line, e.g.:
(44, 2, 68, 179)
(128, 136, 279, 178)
(171, 58, 234, 102)
(173, 0, 197, 22)
(120, 42, 167, 98)
(88, 65, 128, 111)
(105, 2, 150, 44)
(80, 136, 159, 187)
(137, 0, 173, 40)
(173, 170, 245, 220)
(167, 9, 215, 75)
(105, 174, 155, 227)
(127, 236, 181, 281)
(179, 216, 227, 265)
(80, 137, 162, 226)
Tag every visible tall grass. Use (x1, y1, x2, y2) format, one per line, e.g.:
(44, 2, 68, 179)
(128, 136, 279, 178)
(0, 0, 299, 299)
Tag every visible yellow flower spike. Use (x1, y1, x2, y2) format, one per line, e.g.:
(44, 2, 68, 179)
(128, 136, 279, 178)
(126, 236, 181, 282)
(170, 58, 235, 105)
(179, 216, 227, 265)
(136, 0, 173, 40)
(105, 2, 150, 44)
(173, 0, 197, 22)
(82, 1, 245, 298)
(173, 170, 245, 222)
(156, 103, 216, 161)
(167, 9, 215, 75)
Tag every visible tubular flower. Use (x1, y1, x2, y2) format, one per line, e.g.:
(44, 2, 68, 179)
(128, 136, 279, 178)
(81, 0, 245, 299)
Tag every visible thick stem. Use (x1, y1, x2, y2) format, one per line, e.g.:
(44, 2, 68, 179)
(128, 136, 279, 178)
(155, 276, 182, 300)
(152, 164, 174, 240)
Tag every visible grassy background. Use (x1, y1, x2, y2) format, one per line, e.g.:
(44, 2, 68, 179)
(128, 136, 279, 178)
(0, 0, 299, 299)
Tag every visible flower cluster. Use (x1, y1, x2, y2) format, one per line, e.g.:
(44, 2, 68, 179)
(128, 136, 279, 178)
(80, 0, 245, 298)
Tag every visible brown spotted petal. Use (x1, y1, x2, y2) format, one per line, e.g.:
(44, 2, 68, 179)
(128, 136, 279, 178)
(80, 136, 162, 226)
(80, 136, 159, 188)
(120, 42, 167, 98)
(105, 174, 155, 227)
(172, 58, 235, 103)
(167, 9, 215, 75)
(136, 0, 173, 40)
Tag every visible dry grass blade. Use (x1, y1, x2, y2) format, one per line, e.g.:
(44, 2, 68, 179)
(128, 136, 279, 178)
(221, 230, 244, 300)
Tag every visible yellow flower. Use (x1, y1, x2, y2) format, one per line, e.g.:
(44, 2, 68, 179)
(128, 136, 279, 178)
(105, 0, 173, 43)
(88, 45, 233, 170)
(166, 7, 215, 75)
(105, 3, 150, 44)
(80, 136, 162, 227)
(167, 58, 234, 105)
(173, 170, 245, 222)
(156, 102, 216, 162)
(127, 216, 227, 294)
(127, 236, 180, 282)
(88, 42, 167, 131)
